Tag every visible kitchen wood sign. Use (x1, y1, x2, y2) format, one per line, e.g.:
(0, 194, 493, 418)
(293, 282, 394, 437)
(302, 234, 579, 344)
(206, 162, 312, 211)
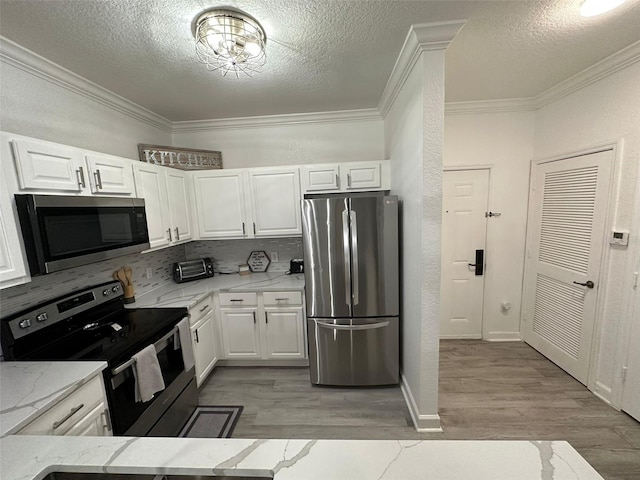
(138, 144, 222, 171)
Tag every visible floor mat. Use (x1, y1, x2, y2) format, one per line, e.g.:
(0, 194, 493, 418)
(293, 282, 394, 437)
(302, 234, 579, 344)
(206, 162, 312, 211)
(178, 406, 243, 438)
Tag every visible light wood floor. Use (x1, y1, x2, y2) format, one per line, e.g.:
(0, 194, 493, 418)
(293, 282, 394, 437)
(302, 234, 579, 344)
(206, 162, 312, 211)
(198, 340, 640, 480)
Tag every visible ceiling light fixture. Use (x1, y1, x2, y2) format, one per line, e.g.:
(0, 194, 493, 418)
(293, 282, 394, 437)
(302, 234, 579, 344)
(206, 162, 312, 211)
(192, 7, 267, 78)
(580, 0, 627, 17)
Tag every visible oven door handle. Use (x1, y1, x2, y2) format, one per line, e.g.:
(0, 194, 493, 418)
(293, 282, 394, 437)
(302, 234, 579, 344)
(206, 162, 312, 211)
(110, 322, 181, 377)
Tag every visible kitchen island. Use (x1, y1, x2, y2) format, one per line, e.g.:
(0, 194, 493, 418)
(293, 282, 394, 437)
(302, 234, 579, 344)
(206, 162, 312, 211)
(0, 361, 107, 437)
(1, 434, 604, 480)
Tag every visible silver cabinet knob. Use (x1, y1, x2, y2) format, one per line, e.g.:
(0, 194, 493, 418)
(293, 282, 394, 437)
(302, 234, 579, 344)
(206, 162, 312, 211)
(19, 319, 32, 329)
(103, 289, 111, 296)
(36, 313, 48, 322)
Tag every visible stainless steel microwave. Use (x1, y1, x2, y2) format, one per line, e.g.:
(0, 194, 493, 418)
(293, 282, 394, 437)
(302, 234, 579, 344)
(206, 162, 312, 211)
(15, 194, 150, 276)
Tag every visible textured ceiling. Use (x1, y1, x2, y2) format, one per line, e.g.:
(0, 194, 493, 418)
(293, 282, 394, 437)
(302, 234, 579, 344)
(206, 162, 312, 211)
(1, 0, 639, 121)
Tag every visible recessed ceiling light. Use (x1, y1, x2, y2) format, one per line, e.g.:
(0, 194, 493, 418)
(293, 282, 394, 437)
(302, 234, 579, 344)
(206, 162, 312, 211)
(580, 0, 627, 17)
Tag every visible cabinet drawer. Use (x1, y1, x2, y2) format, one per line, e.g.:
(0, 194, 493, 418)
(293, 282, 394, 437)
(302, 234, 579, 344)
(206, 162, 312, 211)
(18, 374, 104, 435)
(189, 295, 213, 325)
(263, 291, 302, 306)
(219, 292, 258, 307)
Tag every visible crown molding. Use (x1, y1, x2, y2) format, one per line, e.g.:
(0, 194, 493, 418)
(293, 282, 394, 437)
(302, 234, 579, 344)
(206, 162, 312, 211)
(444, 39, 640, 116)
(172, 108, 382, 133)
(0, 36, 172, 132)
(377, 20, 466, 118)
(445, 98, 537, 115)
(536, 39, 640, 109)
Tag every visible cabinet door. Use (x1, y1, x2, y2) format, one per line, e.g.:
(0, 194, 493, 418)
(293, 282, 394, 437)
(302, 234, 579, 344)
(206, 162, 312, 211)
(219, 308, 261, 358)
(11, 138, 85, 192)
(165, 169, 193, 243)
(341, 162, 381, 190)
(191, 312, 218, 387)
(301, 164, 340, 192)
(193, 171, 247, 238)
(64, 403, 111, 436)
(0, 173, 29, 288)
(264, 308, 305, 359)
(133, 163, 171, 249)
(85, 154, 136, 196)
(248, 168, 302, 237)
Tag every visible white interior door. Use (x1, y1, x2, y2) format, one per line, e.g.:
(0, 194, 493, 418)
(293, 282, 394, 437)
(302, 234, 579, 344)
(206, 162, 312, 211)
(522, 150, 613, 385)
(622, 213, 640, 421)
(440, 169, 489, 338)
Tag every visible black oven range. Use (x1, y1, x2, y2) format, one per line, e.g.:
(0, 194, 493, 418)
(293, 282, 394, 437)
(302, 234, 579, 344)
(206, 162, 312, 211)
(0, 280, 197, 436)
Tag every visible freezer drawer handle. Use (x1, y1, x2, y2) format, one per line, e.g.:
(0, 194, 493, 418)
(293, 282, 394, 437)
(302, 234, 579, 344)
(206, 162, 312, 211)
(315, 320, 390, 331)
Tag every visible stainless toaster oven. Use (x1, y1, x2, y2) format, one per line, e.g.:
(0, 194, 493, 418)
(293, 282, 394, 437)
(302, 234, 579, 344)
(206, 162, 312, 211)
(173, 258, 214, 283)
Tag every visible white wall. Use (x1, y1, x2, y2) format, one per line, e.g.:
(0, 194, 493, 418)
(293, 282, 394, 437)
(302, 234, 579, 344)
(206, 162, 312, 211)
(0, 61, 171, 159)
(172, 119, 384, 169)
(533, 61, 640, 405)
(384, 48, 446, 430)
(444, 111, 535, 340)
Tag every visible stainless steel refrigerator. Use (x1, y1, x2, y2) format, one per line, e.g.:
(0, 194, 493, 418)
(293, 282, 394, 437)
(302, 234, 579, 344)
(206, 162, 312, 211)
(302, 192, 399, 386)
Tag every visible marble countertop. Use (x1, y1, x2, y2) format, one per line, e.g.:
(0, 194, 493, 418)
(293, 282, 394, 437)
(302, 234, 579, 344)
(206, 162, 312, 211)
(0, 361, 107, 437)
(128, 272, 305, 310)
(0, 435, 603, 480)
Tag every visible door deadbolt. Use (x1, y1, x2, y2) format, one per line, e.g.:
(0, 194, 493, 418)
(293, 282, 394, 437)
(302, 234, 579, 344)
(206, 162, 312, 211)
(573, 280, 595, 289)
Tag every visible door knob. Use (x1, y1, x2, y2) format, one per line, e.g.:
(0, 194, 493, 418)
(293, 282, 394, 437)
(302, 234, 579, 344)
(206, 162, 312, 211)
(573, 280, 595, 289)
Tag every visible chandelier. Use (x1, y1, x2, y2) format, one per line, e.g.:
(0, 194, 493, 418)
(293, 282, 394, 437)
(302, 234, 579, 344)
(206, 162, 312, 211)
(192, 7, 267, 78)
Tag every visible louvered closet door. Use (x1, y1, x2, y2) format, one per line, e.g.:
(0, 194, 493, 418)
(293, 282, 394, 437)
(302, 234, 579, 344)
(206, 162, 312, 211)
(522, 150, 612, 384)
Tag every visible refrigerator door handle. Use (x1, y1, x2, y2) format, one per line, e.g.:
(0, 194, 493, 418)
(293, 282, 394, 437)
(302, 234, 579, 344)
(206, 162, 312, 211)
(315, 319, 390, 331)
(342, 209, 352, 307)
(350, 210, 359, 305)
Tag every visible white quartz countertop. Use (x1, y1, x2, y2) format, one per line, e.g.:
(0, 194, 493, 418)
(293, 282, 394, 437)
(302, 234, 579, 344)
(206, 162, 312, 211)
(127, 272, 305, 310)
(0, 361, 107, 437)
(0, 435, 603, 480)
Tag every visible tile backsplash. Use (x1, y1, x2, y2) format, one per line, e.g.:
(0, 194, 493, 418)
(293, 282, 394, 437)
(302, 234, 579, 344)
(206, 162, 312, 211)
(186, 238, 303, 274)
(0, 245, 187, 319)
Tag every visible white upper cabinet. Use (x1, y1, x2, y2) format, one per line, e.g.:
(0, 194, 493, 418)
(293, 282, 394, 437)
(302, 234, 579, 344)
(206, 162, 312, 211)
(165, 169, 193, 243)
(193, 167, 301, 240)
(0, 172, 29, 289)
(84, 154, 136, 196)
(133, 162, 172, 249)
(301, 161, 388, 193)
(12, 137, 85, 192)
(247, 167, 301, 237)
(341, 162, 382, 190)
(193, 170, 248, 239)
(301, 164, 340, 192)
(10, 135, 136, 196)
(133, 162, 194, 250)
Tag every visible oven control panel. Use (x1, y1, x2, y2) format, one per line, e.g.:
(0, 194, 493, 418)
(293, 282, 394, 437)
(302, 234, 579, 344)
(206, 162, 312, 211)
(4, 280, 124, 340)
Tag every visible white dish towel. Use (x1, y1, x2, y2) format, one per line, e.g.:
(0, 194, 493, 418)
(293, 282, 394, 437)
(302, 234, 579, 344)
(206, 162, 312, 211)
(175, 317, 195, 372)
(132, 344, 165, 403)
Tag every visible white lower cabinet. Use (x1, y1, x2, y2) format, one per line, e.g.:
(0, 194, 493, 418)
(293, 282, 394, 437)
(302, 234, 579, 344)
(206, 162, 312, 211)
(191, 311, 218, 386)
(217, 290, 307, 363)
(189, 295, 218, 387)
(17, 374, 111, 436)
(264, 308, 305, 359)
(219, 308, 262, 358)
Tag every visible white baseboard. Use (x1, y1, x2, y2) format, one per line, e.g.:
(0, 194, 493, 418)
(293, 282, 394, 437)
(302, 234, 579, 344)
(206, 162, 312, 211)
(591, 381, 615, 407)
(485, 331, 521, 342)
(400, 373, 443, 432)
(439, 334, 482, 340)
(216, 359, 309, 367)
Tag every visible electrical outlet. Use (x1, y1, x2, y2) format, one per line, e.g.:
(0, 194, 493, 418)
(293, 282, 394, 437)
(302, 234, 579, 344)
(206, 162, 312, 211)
(270, 251, 279, 262)
(146, 267, 153, 279)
